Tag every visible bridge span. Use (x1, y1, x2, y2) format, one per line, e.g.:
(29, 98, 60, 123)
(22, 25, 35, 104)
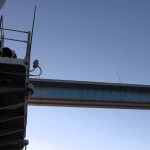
(29, 78, 150, 109)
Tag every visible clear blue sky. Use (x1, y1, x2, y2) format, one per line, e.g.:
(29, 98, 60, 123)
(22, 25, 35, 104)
(1, 0, 150, 150)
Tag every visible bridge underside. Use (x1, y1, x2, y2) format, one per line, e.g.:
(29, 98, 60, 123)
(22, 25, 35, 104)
(30, 79, 150, 110)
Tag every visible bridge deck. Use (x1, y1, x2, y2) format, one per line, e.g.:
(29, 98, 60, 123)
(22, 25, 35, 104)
(30, 78, 150, 109)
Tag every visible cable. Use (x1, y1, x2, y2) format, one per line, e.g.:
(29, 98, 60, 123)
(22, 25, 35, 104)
(0, 60, 42, 77)
(37, 66, 42, 76)
(29, 68, 35, 72)
(0, 67, 42, 77)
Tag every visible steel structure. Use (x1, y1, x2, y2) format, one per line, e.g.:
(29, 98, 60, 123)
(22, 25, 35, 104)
(30, 78, 150, 109)
(0, 16, 33, 150)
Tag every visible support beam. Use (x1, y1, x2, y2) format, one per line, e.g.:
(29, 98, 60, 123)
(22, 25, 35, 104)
(29, 78, 150, 109)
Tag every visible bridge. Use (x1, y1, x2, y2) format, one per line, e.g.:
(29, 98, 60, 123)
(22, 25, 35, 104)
(30, 78, 150, 110)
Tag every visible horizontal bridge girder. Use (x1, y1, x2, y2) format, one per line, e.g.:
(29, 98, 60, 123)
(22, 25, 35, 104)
(29, 78, 150, 109)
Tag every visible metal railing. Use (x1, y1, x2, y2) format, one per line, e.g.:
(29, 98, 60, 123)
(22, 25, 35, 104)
(0, 15, 32, 74)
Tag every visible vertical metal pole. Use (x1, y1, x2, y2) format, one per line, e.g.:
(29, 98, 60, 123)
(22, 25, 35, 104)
(1, 16, 4, 47)
(25, 5, 36, 80)
(30, 6, 36, 48)
(25, 32, 31, 82)
(0, 16, 4, 48)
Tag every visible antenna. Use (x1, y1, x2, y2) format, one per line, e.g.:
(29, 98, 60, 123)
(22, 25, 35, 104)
(117, 70, 122, 84)
(25, 5, 37, 76)
(30, 5, 36, 50)
(0, 0, 6, 10)
(29, 6, 42, 77)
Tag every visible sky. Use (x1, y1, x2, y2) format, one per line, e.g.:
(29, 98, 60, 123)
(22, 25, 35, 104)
(1, 0, 150, 150)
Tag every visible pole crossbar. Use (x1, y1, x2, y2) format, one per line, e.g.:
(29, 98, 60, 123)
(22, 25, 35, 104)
(3, 28, 29, 34)
(4, 37, 28, 43)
